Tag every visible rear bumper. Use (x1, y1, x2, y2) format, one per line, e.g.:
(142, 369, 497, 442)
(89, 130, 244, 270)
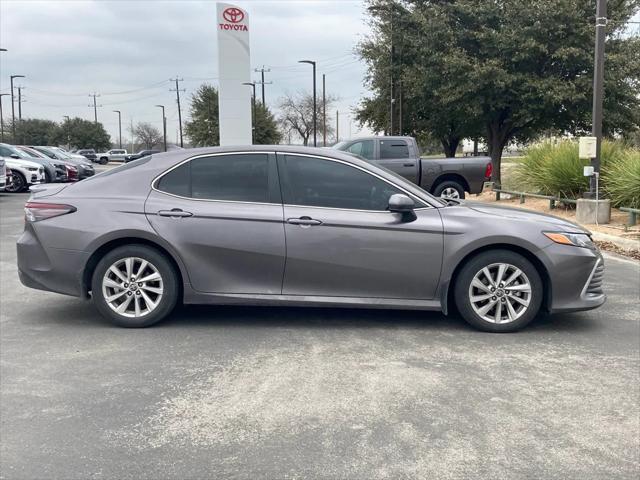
(17, 223, 87, 297)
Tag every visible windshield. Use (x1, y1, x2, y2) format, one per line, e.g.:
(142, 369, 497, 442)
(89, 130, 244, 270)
(80, 155, 152, 183)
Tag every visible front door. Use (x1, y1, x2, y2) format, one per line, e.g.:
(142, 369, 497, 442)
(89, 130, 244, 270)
(145, 152, 286, 294)
(277, 153, 443, 300)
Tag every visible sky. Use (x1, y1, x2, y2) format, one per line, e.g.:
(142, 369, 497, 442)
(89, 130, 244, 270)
(0, 0, 375, 146)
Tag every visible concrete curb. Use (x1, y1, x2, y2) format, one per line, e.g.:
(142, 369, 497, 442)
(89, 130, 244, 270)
(591, 231, 640, 252)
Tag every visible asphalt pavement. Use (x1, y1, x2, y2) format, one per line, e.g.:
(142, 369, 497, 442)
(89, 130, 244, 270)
(1, 189, 639, 480)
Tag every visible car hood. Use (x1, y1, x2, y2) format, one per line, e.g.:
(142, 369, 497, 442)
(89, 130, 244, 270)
(459, 200, 588, 233)
(4, 158, 43, 170)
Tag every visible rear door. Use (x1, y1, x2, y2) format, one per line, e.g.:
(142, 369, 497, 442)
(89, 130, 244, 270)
(376, 138, 419, 184)
(145, 152, 286, 294)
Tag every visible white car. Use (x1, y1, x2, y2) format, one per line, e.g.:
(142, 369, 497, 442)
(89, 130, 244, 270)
(51, 147, 88, 162)
(3, 157, 46, 193)
(96, 149, 128, 163)
(0, 158, 7, 192)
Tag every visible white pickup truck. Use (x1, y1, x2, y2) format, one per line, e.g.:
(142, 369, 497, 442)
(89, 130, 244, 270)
(95, 149, 128, 164)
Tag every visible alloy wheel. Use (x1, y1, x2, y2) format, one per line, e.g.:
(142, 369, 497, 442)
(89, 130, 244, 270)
(468, 262, 531, 324)
(102, 257, 164, 318)
(440, 187, 460, 199)
(5, 173, 24, 193)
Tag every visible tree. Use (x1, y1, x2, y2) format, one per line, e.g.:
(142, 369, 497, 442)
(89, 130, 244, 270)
(278, 91, 337, 146)
(133, 122, 162, 149)
(52, 117, 111, 151)
(6, 118, 60, 146)
(253, 102, 282, 144)
(185, 84, 220, 147)
(358, 0, 640, 185)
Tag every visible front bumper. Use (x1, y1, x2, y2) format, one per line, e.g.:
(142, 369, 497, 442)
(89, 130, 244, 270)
(77, 165, 95, 179)
(541, 243, 606, 314)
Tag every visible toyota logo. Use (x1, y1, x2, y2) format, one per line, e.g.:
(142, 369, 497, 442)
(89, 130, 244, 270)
(223, 7, 244, 23)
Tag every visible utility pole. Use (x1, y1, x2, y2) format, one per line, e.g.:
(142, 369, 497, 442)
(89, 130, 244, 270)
(112, 110, 122, 149)
(398, 81, 403, 135)
(0, 93, 9, 142)
(254, 66, 272, 106)
(63, 116, 70, 150)
(586, 0, 607, 199)
(389, 2, 395, 136)
(130, 117, 134, 153)
(322, 74, 327, 146)
(88, 93, 101, 123)
(155, 105, 167, 152)
(170, 77, 185, 148)
(17, 86, 24, 121)
(336, 110, 339, 143)
(10, 75, 24, 140)
(298, 60, 317, 146)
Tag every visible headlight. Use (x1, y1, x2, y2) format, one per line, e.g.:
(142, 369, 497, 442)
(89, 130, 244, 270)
(27, 167, 39, 171)
(82, 164, 92, 169)
(544, 232, 596, 249)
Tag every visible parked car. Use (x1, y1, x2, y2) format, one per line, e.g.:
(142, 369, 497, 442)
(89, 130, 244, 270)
(75, 149, 98, 163)
(15, 145, 76, 182)
(333, 136, 492, 199)
(0, 158, 6, 192)
(1, 144, 67, 183)
(18, 146, 605, 332)
(124, 149, 160, 163)
(96, 149, 128, 164)
(2, 156, 45, 192)
(30, 146, 95, 179)
(51, 147, 88, 162)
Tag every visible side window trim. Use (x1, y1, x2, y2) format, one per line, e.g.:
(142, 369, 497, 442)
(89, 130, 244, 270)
(152, 151, 281, 205)
(275, 152, 428, 211)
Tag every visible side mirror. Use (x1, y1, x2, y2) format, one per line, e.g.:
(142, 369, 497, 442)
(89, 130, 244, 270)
(10, 153, 20, 159)
(388, 193, 415, 213)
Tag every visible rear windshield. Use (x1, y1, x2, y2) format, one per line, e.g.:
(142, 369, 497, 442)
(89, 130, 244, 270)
(79, 155, 152, 183)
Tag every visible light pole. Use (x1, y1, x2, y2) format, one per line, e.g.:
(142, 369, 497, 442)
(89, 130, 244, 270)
(586, 0, 607, 199)
(322, 74, 327, 146)
(298, 60, 317, 146)
(10, 75, 25, 140)
(0, 93, 9, 142)
(242, 82, 256, 143)
(63, 116, 71, 150)
(112, 110, 122, 149)
(155, 105, 167, 152)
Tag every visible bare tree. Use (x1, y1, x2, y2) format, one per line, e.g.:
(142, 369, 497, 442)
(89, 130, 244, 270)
(133, 122, 163, 149)
(278, 91, 337, 146)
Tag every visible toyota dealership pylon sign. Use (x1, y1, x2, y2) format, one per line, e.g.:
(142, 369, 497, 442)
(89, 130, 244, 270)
(217, 3, 252, 146)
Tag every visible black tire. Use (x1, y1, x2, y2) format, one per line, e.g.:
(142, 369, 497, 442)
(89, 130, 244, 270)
(99, 157, 108, 165)
(454, 249, 543, 332)
(45, 171, 52, 183)
(5, 171, 26, 193)
(433, 180, 465, 200)
(91, 245, 178, 327)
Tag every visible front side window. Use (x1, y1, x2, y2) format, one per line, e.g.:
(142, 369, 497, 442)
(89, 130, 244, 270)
(346, 140, 375, 160)
(380, 140, 409, 159)
(280, 155, 406, 211)
(156, 153, 270, 203)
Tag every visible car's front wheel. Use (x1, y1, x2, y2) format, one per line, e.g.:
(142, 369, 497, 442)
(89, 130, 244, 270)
(454, 250, 543, 332)
(99, 157, 108, 165)
(91, 245, 178, 327)
(5, 171, 26, 193)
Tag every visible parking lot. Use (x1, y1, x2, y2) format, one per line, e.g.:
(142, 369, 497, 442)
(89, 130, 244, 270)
(1, 187, 639, 479)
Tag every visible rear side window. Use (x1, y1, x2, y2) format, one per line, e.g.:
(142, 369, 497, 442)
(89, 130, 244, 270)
(156, 154, 270, 203)
(380, 140, 409, 159)
(346, 140, 375, 160)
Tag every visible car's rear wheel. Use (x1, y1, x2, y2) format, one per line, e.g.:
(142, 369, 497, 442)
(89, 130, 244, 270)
(454, 250, 543, 332)
(5, 171, 26, 193)
(91, 245, 178, 327)
(99, 157, 108, 165)
(433, 180, 465, 200)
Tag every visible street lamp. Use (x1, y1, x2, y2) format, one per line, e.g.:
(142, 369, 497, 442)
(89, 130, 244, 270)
(298, 60, 317, 146)
(242, 82, 256, 143)
(10, 75, 25, 139)
(112, 110, 122, 149)
(155, 105, 167, 152)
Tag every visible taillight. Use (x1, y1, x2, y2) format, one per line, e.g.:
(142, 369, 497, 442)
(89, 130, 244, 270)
(484, 162, 493, 179)
(24, 202, 76, 222)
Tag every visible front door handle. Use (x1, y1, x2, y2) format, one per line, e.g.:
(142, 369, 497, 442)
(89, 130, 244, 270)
(287, 216, 322, 226)
(403, 163, 415, 167)
(158, 208, 193, 218)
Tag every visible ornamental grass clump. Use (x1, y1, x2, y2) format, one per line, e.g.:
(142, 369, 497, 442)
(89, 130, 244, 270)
(602, 149, 640, 209)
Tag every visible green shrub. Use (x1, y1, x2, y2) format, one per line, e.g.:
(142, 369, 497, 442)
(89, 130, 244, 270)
(602, 149, 640, 209)
(516, 140, 637, 205)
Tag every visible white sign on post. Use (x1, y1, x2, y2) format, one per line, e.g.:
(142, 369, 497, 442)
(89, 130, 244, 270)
(216, 3, 252, 146)
(578, 136, 597, 159)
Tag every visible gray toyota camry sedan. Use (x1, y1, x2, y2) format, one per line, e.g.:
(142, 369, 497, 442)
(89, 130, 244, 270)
(17, 146, 605, 332)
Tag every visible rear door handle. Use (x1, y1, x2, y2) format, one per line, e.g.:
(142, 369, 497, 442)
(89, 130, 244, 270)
(403, 163, 415, 167)
(158, 209, 193, 218)
(287, 216, 322, 226)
